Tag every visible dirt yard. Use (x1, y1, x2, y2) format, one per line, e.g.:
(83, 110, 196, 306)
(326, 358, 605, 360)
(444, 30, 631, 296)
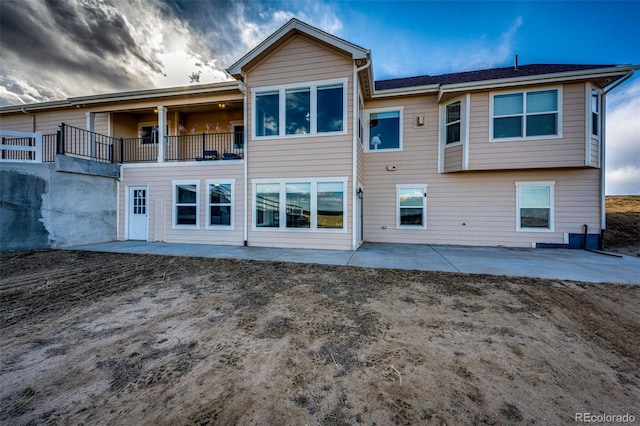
(1, 249, 638, 425)
(606, 195, 640, 257)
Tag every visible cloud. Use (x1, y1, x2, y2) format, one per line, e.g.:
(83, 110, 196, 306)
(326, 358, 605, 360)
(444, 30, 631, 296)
(0, 0, 345, 106)
(606, 77, 640, 195)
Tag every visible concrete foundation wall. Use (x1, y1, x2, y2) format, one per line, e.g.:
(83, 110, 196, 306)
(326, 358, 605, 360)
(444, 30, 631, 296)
(1, 160, 118, 251)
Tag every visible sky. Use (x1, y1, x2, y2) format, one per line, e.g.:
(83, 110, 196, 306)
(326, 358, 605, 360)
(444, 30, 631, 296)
(0, 0, 638, 193)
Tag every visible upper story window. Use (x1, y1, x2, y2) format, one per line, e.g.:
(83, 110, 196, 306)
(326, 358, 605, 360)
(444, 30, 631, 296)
(591, 89, 600, 138)
(491, 88, 561, 141)
(366, 106, 404, 152)
(445, 101, 461, 144)
(253, 78, 347, 139)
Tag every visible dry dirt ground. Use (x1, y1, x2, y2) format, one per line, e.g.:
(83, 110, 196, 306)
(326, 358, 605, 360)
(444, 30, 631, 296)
(1, 249, 639, 425)
(605, 195, 640, 257)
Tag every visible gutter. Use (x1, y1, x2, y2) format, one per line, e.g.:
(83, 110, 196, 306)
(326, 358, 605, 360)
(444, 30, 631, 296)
(597, 66, 637, 248)
(240, 81, 249, 246)
(353, 59, 372, 250)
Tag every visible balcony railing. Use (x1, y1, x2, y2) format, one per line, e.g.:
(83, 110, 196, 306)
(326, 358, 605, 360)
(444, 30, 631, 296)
(166, 132, 244, 161)
(1, 124, 245, 164)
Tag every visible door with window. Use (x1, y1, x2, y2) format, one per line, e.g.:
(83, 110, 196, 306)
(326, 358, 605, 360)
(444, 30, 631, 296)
(128, 186, 148, 240)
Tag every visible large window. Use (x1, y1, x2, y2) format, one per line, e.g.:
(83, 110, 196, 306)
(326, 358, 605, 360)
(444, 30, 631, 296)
(253, 78, 346, 138)
(254, 179, 346, 231)
(207, 181, 233, 228)
(397, 185, 427, 228)
(516, 181, 555, 231)
(492, 88, 560, 140)
(366, 107, 403, 151)
(173, 181, 199, 228)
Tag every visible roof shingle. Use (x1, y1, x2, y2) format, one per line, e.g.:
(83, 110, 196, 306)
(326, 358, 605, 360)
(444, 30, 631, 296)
(374, 64, 616, 91)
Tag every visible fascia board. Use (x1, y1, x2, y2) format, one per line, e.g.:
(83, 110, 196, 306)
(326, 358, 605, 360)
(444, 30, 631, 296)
(0, 99, 72, 113)
(370, 84, 440, 98)
(67, 81, 242, 106)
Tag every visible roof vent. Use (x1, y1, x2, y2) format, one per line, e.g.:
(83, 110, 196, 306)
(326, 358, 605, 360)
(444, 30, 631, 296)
(514, 54, 519, 71)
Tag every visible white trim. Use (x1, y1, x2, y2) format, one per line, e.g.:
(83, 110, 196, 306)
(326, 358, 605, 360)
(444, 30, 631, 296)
(364, 106, 404, 153)
(205, 179, 235, 230)
(439, 96, 469, 172)
(396, 184, 428, 229)
(120, 160, 243, 169)
(515, 181, 555, 232)
(172, 180, 200, 229)
(0, 130, 43, 163)
(489, 86, 563, 142)
(252, 177, 348, 233)
(251, 77, 348, 140)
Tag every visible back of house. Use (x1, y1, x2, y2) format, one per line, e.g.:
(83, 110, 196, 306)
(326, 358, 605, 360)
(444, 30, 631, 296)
(1, 18, 636, 251)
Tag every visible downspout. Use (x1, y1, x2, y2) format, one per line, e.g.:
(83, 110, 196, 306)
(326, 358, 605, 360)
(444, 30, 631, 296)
(20, 107, 36, 132)
(598, 67, 635, 249)
(353, 58, 371, 250)
(240, 81, 248, 246)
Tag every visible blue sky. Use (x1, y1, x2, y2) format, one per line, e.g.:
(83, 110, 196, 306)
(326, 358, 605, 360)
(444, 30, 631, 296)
(0, 0, 638, 193)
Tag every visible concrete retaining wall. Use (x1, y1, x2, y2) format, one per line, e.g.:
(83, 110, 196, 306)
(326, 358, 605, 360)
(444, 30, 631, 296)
(1, 158, 118, 251)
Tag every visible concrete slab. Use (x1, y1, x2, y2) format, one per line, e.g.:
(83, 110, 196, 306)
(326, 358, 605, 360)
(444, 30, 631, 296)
(64, 241, 640, 285)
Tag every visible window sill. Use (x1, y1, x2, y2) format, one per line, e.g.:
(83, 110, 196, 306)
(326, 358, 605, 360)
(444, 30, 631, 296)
(516, 227, 554, 233)
(490, 134, 562, 143)
(253, 130, 347, 140)
(444, 141, 463, 148)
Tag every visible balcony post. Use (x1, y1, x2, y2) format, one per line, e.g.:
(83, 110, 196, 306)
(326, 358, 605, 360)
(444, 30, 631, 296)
(157, 105, 167, 163)
(85, 112, 95, 158)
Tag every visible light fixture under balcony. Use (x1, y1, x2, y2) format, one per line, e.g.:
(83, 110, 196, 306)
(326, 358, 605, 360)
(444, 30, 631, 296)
(218, 103, 226, 109)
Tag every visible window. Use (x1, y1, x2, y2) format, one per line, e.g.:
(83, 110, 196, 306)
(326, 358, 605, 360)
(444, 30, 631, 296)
(317, 182, 345, 229)
(253, 78, 346, 138)
(445, 101, 461, 145)
(516, 181, 555, 231)
(317, 84, 344, 133)
(397, 185, 427, 228)
(591, 89, 600, 137)
(207, 181, 233, 228)
(286, 88, 310, 134)
(173, 181, 199, 228)
(492, 88, 560, 140)
(367, 107, 403, 151)
(256, 183, 280, 228)
(286, 183, 311, 228)
(256, 92, 279, 137)
(254, 179, 346, 231)
(139, 125, 158, 144)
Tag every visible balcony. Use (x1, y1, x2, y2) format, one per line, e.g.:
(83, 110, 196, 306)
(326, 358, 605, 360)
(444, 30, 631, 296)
(57, 124, 244, 164)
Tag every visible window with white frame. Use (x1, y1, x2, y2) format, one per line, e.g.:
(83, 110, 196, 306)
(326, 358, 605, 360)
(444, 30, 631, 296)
(207, 181, 233, 228)
(445, 101, 462, 145)
(591, 89, 600, 137)
(254, 179, 346, 231)
(492, 88, 560, 140)
(173, 181, 199, 228)
(516, 181, 555, 231)
(397, 185, 427, 228)
(253, 78, 346, 138)
(367, 107, 403, 151)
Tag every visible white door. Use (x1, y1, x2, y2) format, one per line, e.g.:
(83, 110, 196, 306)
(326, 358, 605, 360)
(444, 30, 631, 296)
(128, 186, 148, 240)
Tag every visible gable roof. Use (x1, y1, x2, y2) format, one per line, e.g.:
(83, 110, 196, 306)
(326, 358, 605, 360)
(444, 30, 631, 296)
(226, 18, 370, 79)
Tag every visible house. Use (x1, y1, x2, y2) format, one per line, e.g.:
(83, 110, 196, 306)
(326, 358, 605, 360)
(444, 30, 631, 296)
(1, 19, 637, 251)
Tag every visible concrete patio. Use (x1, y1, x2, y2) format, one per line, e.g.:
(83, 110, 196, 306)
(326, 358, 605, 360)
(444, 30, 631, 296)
(65, 241, 640, 285)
